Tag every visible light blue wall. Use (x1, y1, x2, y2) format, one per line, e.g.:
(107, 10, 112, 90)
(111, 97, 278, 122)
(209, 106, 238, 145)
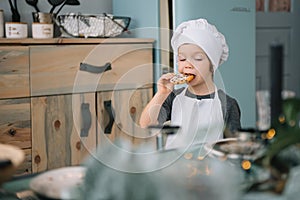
(112, 0, 161, 87)
(112, 0, 160, 38)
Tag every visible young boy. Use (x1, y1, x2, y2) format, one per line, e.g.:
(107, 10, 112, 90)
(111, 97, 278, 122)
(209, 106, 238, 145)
(140, 18, 241, 149)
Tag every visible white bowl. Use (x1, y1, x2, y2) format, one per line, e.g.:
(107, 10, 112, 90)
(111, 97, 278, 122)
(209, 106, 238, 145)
(0, 143, 24, 185)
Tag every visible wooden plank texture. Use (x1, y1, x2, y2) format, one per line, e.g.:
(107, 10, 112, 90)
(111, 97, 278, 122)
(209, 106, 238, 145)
(31, 94, 96, 172)
(0, 46, 30, 99)
(97, 88, 155, 149)
(0, 98, 32, 174)
(71, 93, 97, 163)
(30, 43, 153, 96)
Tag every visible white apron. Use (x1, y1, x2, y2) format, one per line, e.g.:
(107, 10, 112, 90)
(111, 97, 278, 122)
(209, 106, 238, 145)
(165, 87, 224, 153)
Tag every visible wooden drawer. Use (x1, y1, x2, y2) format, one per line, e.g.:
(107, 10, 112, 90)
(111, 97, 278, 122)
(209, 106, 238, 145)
(0, 98, 32, 174)
(0, 47, 30, 99)
(30, 43, 153, 96)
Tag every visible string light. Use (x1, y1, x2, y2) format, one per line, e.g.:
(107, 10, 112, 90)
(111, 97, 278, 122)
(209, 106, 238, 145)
(266, 128, 276, 139)
(241, 160, 251, 170)
(197, 156, 205, 161)
(261, 132, 267, 140)
(278, 115, 285, 124)
(289, 120, 296, 127)
(184, 153, 193, 160)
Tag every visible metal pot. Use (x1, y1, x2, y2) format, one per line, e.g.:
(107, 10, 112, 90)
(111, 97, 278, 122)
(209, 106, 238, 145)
(147, 125, 180, 150)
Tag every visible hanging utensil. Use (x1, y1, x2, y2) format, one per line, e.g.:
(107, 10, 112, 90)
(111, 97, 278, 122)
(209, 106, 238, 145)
(13, 0, 18, 12)
(8, 0, 20, 22)
(56, 0, 80, 15)
(25, 0, 40, 12)
(48, 0, 65, 13)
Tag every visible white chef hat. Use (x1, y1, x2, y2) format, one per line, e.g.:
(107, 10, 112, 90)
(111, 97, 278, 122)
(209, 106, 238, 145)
(171, 18, 229, 70)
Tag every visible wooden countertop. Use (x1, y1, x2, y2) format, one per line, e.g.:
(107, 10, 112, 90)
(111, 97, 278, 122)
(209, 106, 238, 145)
(0, 37, 155, 45)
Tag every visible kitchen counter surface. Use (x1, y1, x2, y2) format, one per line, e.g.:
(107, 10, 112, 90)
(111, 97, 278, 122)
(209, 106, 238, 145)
(0, 37, 155, 45)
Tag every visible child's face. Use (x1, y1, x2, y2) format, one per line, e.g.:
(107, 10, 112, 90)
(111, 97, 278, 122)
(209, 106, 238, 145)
(177, 43, 213, 86)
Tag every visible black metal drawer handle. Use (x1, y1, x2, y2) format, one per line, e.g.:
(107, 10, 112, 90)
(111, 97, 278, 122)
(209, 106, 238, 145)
(81, 103, 91, 137)
(80, 62, 112, 74)
(104, 100, 115, 134)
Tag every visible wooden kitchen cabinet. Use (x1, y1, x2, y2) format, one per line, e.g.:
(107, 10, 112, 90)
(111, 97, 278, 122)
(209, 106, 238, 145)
(0, 46, 31, 175)
(31, 93, 97, 172)
(0, 98, 32, 174)
(97, 88, 156, 150)
(30, 43, 153, 96)
(0, 38, 154, 174)
(0, 46, 30, 99)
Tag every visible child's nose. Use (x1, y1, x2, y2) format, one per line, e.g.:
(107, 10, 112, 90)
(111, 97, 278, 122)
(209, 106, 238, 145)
(184, 62, 193, 69)
(184, 59, 194, 68)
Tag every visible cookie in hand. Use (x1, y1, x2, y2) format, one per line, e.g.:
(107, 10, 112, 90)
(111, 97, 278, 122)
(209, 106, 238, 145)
(170, 74, 195, 85)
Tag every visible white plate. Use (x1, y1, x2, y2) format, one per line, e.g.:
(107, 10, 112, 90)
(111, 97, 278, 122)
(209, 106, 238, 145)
(30, 166, 86, 199)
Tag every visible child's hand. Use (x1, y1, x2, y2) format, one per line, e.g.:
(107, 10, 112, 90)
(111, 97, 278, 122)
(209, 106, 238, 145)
(157, 73, 175, 94)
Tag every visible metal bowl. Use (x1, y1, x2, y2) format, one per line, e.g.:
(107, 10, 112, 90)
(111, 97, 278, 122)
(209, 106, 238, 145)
(205, 138, 266, 161)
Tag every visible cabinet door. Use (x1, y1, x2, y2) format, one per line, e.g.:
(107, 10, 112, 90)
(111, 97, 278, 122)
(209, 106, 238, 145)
(31, 93, 96, 172)
(30, 43, 153, 96)
(0, 46, 30, 99)
(97, 88, 156, 149)
(0, 98, 31, 174)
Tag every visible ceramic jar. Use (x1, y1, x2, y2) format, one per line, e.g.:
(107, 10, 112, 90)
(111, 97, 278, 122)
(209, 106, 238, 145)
(32, 23, 53, 39)
(5, 22, 28, 38)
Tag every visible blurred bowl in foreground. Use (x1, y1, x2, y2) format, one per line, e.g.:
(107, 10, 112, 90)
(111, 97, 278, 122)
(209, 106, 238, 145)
(0, 143, 24, 185)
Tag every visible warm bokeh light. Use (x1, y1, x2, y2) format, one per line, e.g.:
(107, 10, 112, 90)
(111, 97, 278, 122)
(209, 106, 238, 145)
(261, 133, 267, 140)
(278, 115, 285, 124)
(289, 120, 296, 127)
(184, 153, 193, 160)
(197, 156, 205, 161)
(241, 160, 251, 170)
(266, 128, 276, 139)
(186, 164, 198, 178)
(205, 165, 211, 175)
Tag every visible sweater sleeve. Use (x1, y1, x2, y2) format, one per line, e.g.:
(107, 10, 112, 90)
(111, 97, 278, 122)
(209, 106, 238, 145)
(218, 90, 241, 132)
(226, 98, 241, 132)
